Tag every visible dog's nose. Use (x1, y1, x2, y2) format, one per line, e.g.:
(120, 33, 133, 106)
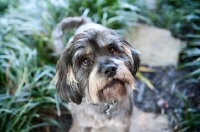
(101, 64, 117, 77)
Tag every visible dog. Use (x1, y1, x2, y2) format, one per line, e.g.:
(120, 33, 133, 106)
(51, 17, 140, 132)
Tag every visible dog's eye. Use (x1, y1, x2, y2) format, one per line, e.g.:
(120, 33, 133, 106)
(108, 47, 118, 55)
(82, 58, 89, 66)
(82, 58, 92, 66)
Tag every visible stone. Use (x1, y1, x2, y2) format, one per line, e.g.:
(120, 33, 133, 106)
(129, 106, 169, 132)
(125, 24, 186, 66)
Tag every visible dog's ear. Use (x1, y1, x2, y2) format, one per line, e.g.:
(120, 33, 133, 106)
(51, 51, 83, 104)
(130, 48, 140, 75)
(123, 40, 140, 75)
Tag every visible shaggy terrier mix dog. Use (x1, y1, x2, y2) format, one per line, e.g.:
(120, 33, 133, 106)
(52, 17, 140, 132)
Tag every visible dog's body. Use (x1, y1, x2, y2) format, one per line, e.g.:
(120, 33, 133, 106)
(52, 17, 140, 132)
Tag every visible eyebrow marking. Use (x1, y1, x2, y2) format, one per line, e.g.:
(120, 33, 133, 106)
(123, 45, 133, 60)
(73, 47, 93, 64)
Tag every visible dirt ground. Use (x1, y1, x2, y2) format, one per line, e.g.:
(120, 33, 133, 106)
(134, 66, 200, 131)
(49, 66, 199, 132)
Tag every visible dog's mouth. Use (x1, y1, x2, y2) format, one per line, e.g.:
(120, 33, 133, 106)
(103, 79, 123, 90)
(98, 78, 127, 102)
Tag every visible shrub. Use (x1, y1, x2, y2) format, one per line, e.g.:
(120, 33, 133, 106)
(0, 0, 141, 131)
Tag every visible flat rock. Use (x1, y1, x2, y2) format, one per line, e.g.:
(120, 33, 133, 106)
(125, 24, 186, 66)
(129, 106, 169, 132)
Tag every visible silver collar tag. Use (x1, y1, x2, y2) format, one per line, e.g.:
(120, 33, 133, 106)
(105, 101, 116, 116)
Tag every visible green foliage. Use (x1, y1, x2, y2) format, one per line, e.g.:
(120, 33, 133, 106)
(68, 0, 140, 32)
(0, 0, 68, 131)
(175, 92, 200, 132)
(0, 0, 19, 15)
(0, 0, 141, 131)
(0, 37, 65, 131)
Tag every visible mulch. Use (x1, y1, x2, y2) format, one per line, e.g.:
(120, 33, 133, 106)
(134, 65, 200, 131)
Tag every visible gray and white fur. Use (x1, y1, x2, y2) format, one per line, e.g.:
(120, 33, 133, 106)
(52, 16, 140, 132)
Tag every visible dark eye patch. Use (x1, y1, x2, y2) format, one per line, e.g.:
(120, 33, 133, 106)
(81, 57, 93, 66)
(107, 43, 123, 55)
(108, 47, 118, 55)
(75, 54, 94, 68)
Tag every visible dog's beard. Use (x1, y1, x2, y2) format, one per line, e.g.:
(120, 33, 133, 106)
(87, 60, 135, 104)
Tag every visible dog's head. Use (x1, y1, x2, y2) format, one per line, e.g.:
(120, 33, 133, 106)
(52, 29, 140, 104)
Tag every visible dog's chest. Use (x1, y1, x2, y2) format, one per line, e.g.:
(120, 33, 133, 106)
(68, 100, 131, 128)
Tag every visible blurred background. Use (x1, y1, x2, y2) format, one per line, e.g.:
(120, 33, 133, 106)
(0, 0, 199, 132)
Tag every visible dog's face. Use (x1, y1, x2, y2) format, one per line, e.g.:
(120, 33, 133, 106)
(53, 29, 140, 104)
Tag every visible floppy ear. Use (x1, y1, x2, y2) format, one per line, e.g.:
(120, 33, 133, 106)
(130, 48, 140, 75)
(122, 40, 140, 75)
(51, 51, 83, 104)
